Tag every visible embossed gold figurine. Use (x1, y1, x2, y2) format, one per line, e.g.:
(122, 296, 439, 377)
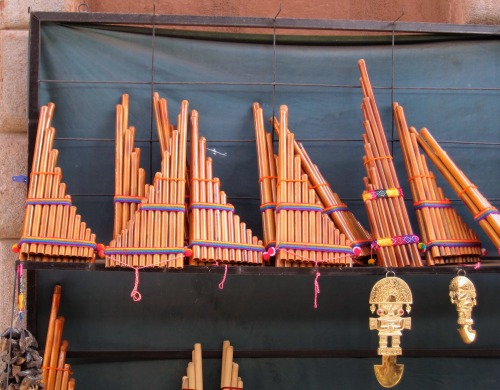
(369, 273, 412, 388)
(449, 272, 477, 344)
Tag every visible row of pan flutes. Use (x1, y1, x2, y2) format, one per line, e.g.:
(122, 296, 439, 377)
(181, 341, 244, 390)
(19, 60, 498, 266)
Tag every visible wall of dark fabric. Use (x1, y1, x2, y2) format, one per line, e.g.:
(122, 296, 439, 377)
(31, 21, 500, 389)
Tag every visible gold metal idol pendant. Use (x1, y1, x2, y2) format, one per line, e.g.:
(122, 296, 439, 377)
(449, 271, 477, 344)
(369, 273, 412, 388)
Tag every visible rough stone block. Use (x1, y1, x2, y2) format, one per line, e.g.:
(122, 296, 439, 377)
(0, 0, 80, 29)
(464, 0, 500, 24)
(0, 132, 28, 239)
(0, 30, 28, 134)
(0, 239, 18, 332)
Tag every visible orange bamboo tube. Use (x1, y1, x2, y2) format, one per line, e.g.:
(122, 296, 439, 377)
(46, 316, 64, 390)
(206, 158, 216, 262)
(213, 179, 222, 262)
(199, 137, 208, 262)
(277, 106, 288, 266)
(231, 363, 239, 387)
(286, 132, 295, 263)
(301, 175, 310, 262)
(220, 192, 229, 262)
(54, 340, 68, 390)
(169, 130, 180, 267)
(194, 343, 203, 390)
(114, 104, 124, 240)
(159, 97, 172, 153)
(190, 111, 201, 264)
(60, 364, 70, 390)
(222, 345, 233, 388)
(233, 214, 242, 263)
(221, 340, 230, 389)
(67, 378, 75, 390)
(160, 154, 170, 267)
(43, 285, 61, 385)
(293, 155, 302, 263)
(176, 100, 189, 269)
(153, 93, 166, 154)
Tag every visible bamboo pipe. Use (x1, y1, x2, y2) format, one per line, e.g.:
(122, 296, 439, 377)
(277, 106, 288, 266)
(190, 110, 201, 265)
(60, 364, 70, 390)
(53, 340, 68, 390)
(46, 316, 64, 390)
(176, 100, 188, 269)
(222, 345, 233, 388)
(199, 137, 208, 262)
(168, 130, 180, 267)
(194, 343, 203, 390)
(393, 104, 439, 264)
(206, 158, 216, 262)
(67, 378, 75, 390)
(114, 104, 124, 240)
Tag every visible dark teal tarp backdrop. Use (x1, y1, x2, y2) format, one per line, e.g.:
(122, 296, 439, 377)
(38, 23, 500, 254)
(32, 21, 500, 389)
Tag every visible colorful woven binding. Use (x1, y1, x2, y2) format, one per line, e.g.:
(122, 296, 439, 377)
(114, 195, 145, 204)
(323, 204, 349, 214)
(19, 237, 97, 249)
(425, 239, 481, 250)
(371, 234, 420, 250)
(474, 206, 499, 222)
(413, 200, 452, 210)
(25, 198, 72, 206)
(259, 202, 276, 212)
(189, 240, 264, 252)
(275, 202, 323, 213)
(277, 242, 354, 254)
(190, 203, 235, 212)
(139, 203, 186, 212)
(362, 187, 403, 202)
(104, 247, 185, 256)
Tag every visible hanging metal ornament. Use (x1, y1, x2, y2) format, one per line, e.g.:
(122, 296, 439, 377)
(449, 270, 477, 344)
(369, 272, 412, 388)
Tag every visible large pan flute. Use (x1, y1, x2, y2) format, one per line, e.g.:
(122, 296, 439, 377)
(189, 109, 264, 265)
(17, 104, 97, 263)
(411, 124, 500, 254)
(358, 60, 422, 267)
(394, 103, 482, 265)
(253, 103, 372, 262)
(105, 94, 188, 268)
(254, 104, 355, 267)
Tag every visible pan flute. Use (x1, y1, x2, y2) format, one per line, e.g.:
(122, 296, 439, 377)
(105, 94, 188, 269)
(411, 124, 500, 255)
(394, 103, 482, 265)
(259, 104, 354, 267)
(252, 103, 372, 262)
(42, 285, 77, 390)
(17, 103, 97, 263)
(358, 59, 422, 267)
(188, 109, 264, 265)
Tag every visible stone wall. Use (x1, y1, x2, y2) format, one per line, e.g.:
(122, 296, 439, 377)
(0, 0, 498, 332)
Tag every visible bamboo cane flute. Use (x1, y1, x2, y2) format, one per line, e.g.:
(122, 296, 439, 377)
(277, 106, 288, 266)
(46, 316, 64, 390)
(190, 110, 201, 264)
(53, 340, 68, 390)
(168, 130, 179, 267)
(199, 137, 208, 262)
(413, 128, 500, 248)
(206, 158, 216, 262)
(67, 378, 75, 390)
(176, 100, 188, 268)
